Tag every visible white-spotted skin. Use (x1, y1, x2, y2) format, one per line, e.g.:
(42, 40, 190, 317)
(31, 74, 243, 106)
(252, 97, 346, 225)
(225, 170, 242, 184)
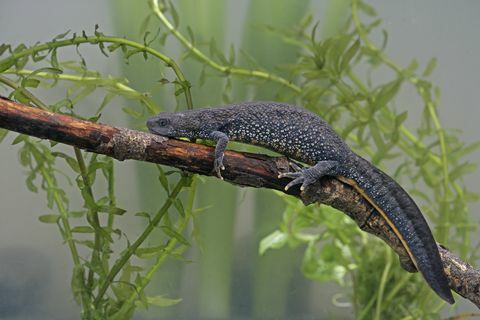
(147, 101, 453, 304)
(225, 103, 352, 165)
(148, 101, 353, 166)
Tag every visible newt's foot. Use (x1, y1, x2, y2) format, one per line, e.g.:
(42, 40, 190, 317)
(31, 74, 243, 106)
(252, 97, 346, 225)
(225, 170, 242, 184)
(214, 153, 225, 179)
(278, 160, 338, 191)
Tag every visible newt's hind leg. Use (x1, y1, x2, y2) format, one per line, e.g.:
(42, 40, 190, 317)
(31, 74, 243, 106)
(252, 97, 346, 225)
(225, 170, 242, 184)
(278, 160, 339, 191)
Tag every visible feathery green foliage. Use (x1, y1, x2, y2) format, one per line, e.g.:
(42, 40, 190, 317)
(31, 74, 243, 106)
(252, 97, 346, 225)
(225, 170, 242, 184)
(0, 0, 478, 319)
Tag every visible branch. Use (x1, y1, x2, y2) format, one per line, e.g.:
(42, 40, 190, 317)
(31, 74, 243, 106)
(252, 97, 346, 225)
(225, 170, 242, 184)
(0, 97, 479, 307)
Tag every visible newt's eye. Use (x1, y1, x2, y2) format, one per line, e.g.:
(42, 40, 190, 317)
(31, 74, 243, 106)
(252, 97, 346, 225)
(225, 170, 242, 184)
(158, 119, 170, 127)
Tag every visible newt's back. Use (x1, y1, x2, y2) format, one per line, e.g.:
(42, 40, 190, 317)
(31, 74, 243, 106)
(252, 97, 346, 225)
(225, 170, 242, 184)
(220, 102, 351, 165)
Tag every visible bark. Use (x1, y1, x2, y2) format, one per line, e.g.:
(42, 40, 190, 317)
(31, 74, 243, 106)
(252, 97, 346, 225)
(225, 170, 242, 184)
(0, 97, 479, 307)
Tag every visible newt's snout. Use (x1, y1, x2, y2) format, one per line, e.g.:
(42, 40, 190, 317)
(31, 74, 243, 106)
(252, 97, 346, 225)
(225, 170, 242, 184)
(146, 117, 159, 133)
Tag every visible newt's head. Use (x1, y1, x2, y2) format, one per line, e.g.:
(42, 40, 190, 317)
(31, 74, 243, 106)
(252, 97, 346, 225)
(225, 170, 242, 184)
(147, 110, 217, 139)
(148, 112, 191, 138)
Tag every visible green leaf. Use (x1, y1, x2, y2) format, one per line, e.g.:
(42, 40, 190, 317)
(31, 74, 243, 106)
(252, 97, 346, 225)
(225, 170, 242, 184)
(111, 207, 127, 215)
(340, 39, 360, 72)
(370, 122, 386, 154)
(174, 86, 185, 96)
(198, 67, 206, 88)
(186, 26, 195, 45)
(12, 90, 30, 104)
(0, 129, 8, 143)
(94, 24, 103, 37)
(341, 121, 360, 140)
(107, 42, 122, 52)
(51, 48, 59, 68)
(12, 43, 26, 54)
(10, 43, 28, 69)
(52, 30, 71, 41)
(358, 1, 377, 16)
(208, 38, 228, 65)
(22, 78, 40, 88)
(301, 241, 349, 285)
(145, 295, 182, 307)
(19, 147, 31, 166)
(74, 240, 95, 249)
(455, 141, 480, 158)
(97, 92, 116, 114)
(373, 79, 401, 110)
(134, 279, 149, 310)
(32, 52, 48, 62)
(422, 57, 437, 77)
(88, 114, 101, 123)
(158, 78, 170, 85)
(52, 152, 80, 173)
(228, 44, 235, 65)
(15, 56, 28, 70)
(143, 31, 151, 46)
(135, 245, 167, 259)
(0, 44, 11, 56)
(395, 111, 408, 126)
(174, 199, 185, 217)
(72, 85, 95, 103)
(32, 67, 63, 75)
(139, 14, 152, 37)
(81, 187, 96, 208)
(299, 13, 313, 31)
(71, 226, 95, 233)
(135, 211, 151, 219)
(157, 166, 169, 192)
(169, 1, 180, 28)
(38, 214, 61, 224)
(68, 211, 86, 218)
(122, 107, 142, 119)
(0, 58, 15, 73)
(325, 36, 350, 72)
(112, 282, 135, 302)
(71, 265, 84, 305)
(449, 162, 477, 182)
(403, 59, 418, 77)
(380, 29, 388, 50)
(26, 174, 38, 193)
(259, 230, 288, 255)
(11, 134, 27, 145)
(161, 225, 189, 245)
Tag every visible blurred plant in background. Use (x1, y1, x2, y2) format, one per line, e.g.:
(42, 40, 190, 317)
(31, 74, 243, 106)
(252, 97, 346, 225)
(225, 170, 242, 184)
(0, 0, 478, 319)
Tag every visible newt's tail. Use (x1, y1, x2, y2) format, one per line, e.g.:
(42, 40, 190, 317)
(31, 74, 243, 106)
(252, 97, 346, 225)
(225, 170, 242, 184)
(346, 156, 454, 304)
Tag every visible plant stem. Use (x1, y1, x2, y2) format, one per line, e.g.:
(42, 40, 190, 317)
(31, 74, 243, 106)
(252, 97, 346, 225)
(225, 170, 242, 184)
(347, 68, 467, 227)
(0, 75, 47, 109)
(93, 177, 187, 307)
(111, 177, 197, 319)
(4, 69, 160, 114)
(150, 0, 301, 94)
(374, 249, 392, 320)
(0, 34, 193, 109)
(351, 0, 452, 239)
(0, 75, 93, 313)
(41, 166, 93, 314)
(74, 147, 103, 292)
(107, 159, 116, 229)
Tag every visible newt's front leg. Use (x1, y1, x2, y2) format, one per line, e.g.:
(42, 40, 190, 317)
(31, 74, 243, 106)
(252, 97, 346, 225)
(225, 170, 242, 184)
(210, 131, 229, 179)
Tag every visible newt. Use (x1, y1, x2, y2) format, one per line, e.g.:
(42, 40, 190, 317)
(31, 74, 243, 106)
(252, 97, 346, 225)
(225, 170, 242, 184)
(147, 101, 454, 303)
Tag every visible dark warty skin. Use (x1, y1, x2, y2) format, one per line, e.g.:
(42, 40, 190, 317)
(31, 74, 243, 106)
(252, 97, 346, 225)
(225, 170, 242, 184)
(147, 101, 454, 304)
